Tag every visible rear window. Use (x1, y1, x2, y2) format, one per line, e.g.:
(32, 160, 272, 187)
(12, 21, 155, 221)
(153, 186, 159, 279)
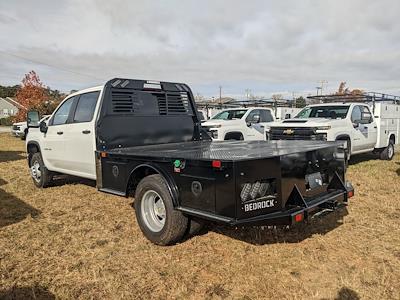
(73, 91, 100, 123)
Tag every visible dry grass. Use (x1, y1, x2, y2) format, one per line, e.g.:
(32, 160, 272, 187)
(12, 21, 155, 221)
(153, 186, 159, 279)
(0, 132, 399, 299)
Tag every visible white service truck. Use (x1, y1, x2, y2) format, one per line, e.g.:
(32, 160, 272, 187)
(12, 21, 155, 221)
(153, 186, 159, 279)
(268, 102, 400, 160)
(202, 107, 300, 141)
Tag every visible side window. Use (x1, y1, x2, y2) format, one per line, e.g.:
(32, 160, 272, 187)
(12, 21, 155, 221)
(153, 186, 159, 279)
(52, 97, 75, 125)
(246, 110, 260, 122)
(259, 110, 274, 122)
(73, 91, 100, 123)
(351, 106, 362, 123)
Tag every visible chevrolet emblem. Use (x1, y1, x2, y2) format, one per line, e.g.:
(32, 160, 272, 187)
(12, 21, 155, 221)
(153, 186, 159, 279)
(283, 129, 294, 135)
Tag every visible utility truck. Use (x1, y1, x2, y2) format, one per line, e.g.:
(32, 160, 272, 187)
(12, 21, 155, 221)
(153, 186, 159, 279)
(267, 93, 400, 161)
(202, 107, 300, 141)
(26, 78, 353, 245)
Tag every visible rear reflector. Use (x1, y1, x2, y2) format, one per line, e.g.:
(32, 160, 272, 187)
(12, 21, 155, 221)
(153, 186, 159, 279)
(347, 190, 354, 198)
(212, 160, 222, 168)
(294, 213, 304, 223)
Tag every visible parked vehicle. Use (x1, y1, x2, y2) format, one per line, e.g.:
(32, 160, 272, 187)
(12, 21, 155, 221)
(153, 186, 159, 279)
(11, 121, 27, 139)
(202, 107, 301, 141)
(267, 99, 400, 160)
(202, 107, 276, 140)
(26, 78, 353, 245)
(12, 115, 50, 140)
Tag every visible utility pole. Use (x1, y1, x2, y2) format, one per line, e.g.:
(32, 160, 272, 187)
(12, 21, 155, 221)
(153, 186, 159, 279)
(318, 80, 328, 95)
(219, 85, 222, 104)
(245, 89, 251, 100)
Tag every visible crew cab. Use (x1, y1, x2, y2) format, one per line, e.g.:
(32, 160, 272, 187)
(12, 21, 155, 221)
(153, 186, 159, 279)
(26, 78, 353, 245)
(268, 102, 399, 160)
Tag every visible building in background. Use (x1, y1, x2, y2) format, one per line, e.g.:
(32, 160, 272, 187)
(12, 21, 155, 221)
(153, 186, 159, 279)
(0, 97, 23, 119)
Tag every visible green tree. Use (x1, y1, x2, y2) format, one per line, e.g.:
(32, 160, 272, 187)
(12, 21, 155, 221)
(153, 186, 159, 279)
(295, 96, 306, 108)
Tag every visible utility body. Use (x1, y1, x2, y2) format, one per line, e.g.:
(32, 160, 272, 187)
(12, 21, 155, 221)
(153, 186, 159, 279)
(26, 78, 353, 245)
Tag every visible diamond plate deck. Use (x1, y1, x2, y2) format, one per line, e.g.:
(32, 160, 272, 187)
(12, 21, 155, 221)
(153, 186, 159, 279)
(108, 140, 342, 161)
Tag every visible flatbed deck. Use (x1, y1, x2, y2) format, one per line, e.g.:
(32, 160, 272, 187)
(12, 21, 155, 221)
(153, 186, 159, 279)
(108, 140, 342, 161)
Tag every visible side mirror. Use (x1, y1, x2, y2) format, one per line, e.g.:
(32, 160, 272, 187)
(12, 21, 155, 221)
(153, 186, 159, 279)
(361, 112, 372, 123)
(27, 110, 40, 128)
(252, 114, 260, 123)
(39, 121, 48, 133)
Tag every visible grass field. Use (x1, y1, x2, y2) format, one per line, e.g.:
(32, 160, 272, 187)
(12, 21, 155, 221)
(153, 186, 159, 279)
(0, 132, 399, 299)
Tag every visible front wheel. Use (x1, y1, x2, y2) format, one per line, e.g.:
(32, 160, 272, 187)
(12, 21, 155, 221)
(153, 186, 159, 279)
(134, 174, 188, 245)
(30, 152, 53, 188)
(380, 140, 395, 160)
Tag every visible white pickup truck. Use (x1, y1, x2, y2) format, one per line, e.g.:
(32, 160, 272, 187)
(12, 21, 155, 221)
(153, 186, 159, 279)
(24, 78, 354, 245)
(268, 102, 400, 160)
(202, 107, 300, 141)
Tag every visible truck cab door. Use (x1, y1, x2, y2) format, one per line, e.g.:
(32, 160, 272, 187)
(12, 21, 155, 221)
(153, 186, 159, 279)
(245, 109, 275, 140)
(63, 91, 100, 179)
(350, 105, 377, 151)
(245, 109, 264, 140)
(42, 96, 76, 170)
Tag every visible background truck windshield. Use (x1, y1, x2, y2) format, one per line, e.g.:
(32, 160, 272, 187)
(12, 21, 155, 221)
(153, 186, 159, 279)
(212, 109, 248, 120)
(296, 106, 350, 119)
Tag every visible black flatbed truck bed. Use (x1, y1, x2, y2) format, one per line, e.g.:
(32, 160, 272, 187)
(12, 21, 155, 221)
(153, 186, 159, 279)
(108, 140, 341, 161)
(92, 78, 354, 245)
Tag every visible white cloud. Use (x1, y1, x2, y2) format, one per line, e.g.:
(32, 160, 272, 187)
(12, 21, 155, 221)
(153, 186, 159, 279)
(0, 0, 399, 97)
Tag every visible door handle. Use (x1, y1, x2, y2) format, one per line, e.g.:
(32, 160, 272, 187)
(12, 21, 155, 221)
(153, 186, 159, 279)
(374, 126, 377, 129)
(82, 130, 91, 134)
(57, 131, 63, 135)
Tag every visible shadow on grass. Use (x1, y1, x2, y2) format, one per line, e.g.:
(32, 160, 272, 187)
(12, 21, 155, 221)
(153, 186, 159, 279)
(208, 208, 348, 245)
(49, 175, 96, 188)
(348, 152, 379, 165)
(0, 178, 41, 228)
(0, 150, 25, 163)
(0, 285, 55, 300)
(396, 162, 400, 177)
(334, 287, 360, 300)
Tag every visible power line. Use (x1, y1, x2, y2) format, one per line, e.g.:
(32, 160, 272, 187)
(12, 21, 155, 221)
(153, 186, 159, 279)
(0, 50, 106, 81)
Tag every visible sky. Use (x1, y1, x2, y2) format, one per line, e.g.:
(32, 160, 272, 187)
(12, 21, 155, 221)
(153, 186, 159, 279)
(0, 0, 399, 99)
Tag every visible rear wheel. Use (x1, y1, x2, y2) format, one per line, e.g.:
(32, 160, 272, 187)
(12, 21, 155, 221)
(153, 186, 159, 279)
(134, 174, 188, 245)
(30, 152, 53, 188)
(336, 138, 351, 165)
(380, 140, 395, 160)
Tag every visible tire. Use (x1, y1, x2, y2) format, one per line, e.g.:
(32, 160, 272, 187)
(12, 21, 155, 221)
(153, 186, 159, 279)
(380, 140, 395, 160)
(30, 152, 53, 188)
(224, 132, 244, 140)
(134, 174, 188, 245)
(21, 129, 28, 140)
(337, 138, 351, 165)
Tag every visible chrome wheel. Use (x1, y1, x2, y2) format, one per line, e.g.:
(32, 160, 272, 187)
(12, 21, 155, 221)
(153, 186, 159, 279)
(141, 190, 166, 232)
(388, 143, 394, 159)
(30, 160, 41, 183)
